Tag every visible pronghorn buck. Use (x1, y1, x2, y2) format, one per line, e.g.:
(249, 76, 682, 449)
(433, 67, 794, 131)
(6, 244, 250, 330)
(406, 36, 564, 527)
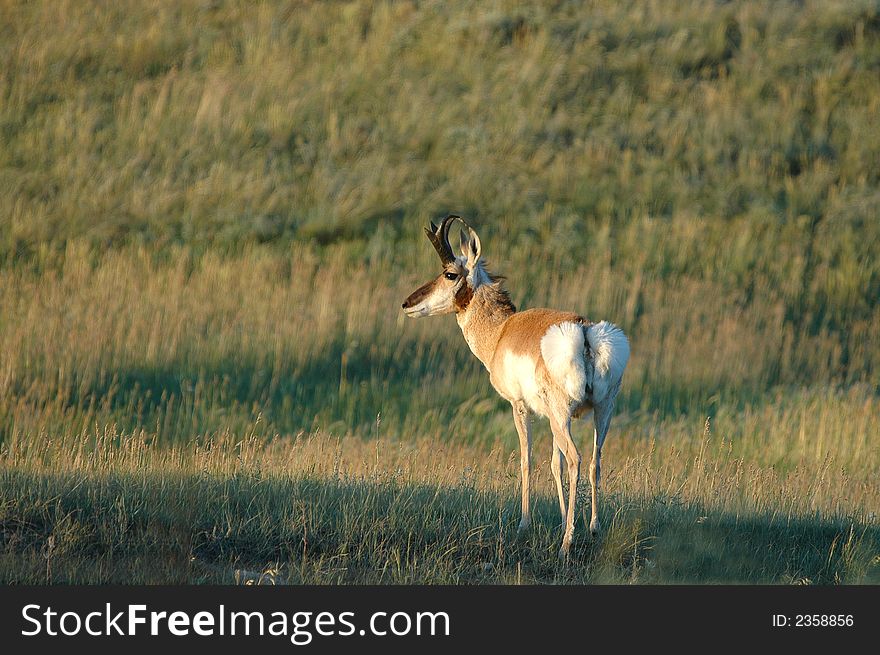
(402, 215, 629, 557)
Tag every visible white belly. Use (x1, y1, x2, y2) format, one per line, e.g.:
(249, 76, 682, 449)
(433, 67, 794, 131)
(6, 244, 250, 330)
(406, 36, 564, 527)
(492, 351, 548, 415)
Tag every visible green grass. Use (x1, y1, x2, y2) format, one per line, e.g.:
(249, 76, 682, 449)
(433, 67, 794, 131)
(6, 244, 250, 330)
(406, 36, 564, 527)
(0, 0, 878, 583)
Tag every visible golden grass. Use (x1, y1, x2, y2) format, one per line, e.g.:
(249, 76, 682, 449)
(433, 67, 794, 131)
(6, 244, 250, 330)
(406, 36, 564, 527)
(1, 414, 877, 584)
(0, 245, 877, 583)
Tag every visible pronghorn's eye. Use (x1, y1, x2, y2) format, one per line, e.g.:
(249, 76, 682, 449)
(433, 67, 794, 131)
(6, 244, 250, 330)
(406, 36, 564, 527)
(444, 272, 459, 281)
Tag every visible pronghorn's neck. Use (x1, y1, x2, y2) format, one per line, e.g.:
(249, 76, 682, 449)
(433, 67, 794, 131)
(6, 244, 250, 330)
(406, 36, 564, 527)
(455, 279, 516, 368)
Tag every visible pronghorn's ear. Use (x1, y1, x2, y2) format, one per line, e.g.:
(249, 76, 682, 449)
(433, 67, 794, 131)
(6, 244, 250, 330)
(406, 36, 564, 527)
(460, 227, 481, 267)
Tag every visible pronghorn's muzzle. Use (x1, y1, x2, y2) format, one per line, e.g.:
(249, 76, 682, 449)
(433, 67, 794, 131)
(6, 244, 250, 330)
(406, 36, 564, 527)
(401, 280, 437, 318)
(401, 279, 438, 317)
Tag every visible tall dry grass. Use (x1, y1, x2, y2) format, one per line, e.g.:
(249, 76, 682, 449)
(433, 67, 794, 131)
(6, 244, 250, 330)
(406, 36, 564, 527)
(1, 414, 877, 583)
(0, 244, 877, 583)
(0, 241, 876, 453)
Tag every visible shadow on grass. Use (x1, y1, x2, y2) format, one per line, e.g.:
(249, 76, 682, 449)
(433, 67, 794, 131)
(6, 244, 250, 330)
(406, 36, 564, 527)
(1, 469, 877, 584)
(6, 336, 485, 440)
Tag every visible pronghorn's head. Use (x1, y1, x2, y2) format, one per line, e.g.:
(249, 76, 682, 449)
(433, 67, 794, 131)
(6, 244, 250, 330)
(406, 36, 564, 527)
(401, 215, 487, 317)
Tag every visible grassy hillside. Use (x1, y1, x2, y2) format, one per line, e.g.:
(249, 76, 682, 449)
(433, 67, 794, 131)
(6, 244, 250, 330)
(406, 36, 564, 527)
(0, 0, 878, 583)
(2, 0, 879, 378)
(2, 2, 879, 250)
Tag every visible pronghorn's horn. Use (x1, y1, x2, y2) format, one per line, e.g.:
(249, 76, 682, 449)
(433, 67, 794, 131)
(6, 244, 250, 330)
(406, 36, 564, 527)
(424, 214, 459, 265)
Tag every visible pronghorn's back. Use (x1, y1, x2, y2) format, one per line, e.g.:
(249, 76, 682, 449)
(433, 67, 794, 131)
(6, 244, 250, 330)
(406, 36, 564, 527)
(493, 308, 586, 364)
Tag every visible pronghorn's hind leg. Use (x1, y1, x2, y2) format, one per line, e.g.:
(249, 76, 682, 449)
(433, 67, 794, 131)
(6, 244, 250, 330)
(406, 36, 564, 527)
(550, 441, 566, 525)
(588, 425, 603, 536)
(550, 413, 581, 558)
(511, 401, 532, 534)
(589, 388, 619, 536)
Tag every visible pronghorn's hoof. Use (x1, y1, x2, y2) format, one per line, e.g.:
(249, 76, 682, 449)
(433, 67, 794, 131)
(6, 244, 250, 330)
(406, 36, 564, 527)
(590, 518, 601, 537)
(517, 519, 531, 534)
(558, 537, 572, 560)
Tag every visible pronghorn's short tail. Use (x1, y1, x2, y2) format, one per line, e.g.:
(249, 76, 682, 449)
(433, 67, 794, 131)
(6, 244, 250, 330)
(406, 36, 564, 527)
(586, 321, 630, 405)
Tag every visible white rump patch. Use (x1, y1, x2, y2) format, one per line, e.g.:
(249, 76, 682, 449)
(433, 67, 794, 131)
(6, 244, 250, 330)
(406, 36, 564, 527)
(586, 320, 630, 404)
(540, 322, 588, 403)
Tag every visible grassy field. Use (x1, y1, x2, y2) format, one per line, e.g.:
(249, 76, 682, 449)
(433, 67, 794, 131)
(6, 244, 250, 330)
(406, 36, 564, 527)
(1, 0, 879, 583)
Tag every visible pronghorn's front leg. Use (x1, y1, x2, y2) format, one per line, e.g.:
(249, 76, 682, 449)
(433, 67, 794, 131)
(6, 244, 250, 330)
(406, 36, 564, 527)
(550, 414, 581, 558)
(511, 401, 532, 534)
